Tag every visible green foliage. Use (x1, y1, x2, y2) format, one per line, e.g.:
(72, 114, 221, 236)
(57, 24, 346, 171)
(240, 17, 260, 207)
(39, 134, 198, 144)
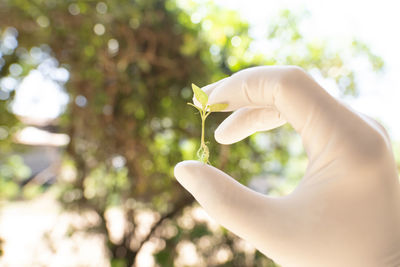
(0, 28, 22, 152)
(0, 0, 384, 265)
(110, 258, 127, 267)
(154, 250, 174, 267)
(0, 155, 31, 200)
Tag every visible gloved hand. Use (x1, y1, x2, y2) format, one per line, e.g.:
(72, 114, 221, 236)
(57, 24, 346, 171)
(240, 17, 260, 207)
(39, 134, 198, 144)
(174, 66, 400, 267)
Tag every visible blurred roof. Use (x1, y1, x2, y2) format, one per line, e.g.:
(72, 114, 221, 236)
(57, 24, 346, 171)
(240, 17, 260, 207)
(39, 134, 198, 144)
(13, 126, 69, 147)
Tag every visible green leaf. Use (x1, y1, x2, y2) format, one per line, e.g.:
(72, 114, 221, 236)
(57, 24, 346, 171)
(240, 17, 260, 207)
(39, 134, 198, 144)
(191, 83, 208, 108)
(208, 103, 228, 112)
(190, 224, 211, 239)
(154, 250, 174, 267)
(187, 102, 202, 112)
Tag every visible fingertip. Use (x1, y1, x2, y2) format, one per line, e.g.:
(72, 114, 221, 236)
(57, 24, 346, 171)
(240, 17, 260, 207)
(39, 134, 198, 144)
(191, 79, 229, 108)
(214, 108, 287, 145)
(207, 88, 223, 106)
(174, 160, 209, 190)
(192, 97, 201, 108)
(174, 160, 202, 178)
(206, 79, 233, 108)
(175, 158, 271, 242)
(214, 126, 235, 145)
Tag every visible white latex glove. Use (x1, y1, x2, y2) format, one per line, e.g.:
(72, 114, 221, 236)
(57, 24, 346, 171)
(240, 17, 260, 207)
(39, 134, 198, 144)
(174, 66, 400, 267)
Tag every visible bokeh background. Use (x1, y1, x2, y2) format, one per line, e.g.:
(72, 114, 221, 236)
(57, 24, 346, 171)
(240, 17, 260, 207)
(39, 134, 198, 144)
(1, 0, 399, 266)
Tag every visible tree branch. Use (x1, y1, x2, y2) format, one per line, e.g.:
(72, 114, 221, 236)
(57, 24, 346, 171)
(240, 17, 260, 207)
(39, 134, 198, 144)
(131, 193, 194, 264)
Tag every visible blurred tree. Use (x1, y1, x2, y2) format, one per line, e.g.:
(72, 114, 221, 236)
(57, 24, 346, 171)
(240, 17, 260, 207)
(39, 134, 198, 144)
(0, 27, 21, 153)
(0, 0, 383, 266)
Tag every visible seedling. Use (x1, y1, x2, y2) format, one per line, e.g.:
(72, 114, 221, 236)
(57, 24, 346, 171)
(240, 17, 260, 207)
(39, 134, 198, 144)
(188, 83, 228, 164)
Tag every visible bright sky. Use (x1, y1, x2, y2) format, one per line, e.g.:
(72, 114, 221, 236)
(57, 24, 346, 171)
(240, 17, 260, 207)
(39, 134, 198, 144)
(11, 0, 400, 141)
(214, 0, 400, 141)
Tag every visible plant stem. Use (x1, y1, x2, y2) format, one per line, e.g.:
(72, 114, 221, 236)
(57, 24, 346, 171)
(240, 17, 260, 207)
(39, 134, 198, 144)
(201, 110, 205, 146)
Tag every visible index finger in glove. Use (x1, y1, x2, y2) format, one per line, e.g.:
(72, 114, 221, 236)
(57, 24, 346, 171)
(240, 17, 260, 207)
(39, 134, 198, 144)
(200, 66, 388, 161)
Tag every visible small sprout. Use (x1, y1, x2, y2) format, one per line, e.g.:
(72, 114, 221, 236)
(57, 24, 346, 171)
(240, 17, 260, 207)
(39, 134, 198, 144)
(188, 83, 228, 164)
